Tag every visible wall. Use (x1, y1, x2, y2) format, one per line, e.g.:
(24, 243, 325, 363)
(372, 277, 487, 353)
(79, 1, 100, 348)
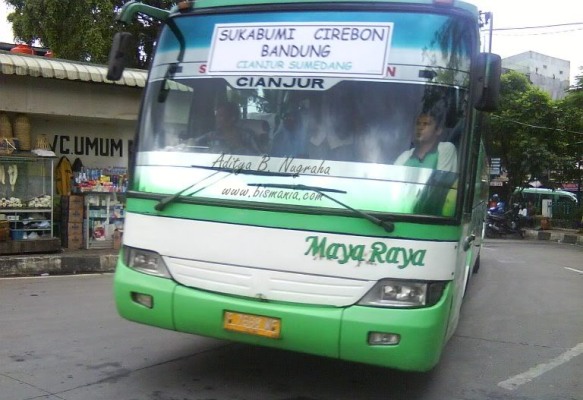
(28, 116, 135, 169)
(502, 51, 570, 100)
(0, 73, 143, 168)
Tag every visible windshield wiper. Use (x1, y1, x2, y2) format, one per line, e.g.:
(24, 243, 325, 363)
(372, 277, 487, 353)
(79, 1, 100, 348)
(247, 183, 395, 233)
(155, 170, 231, 211)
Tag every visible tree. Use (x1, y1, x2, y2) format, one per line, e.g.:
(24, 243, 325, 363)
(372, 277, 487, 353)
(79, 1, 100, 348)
(111, 1, 175, 69)
(569, 67, 583, 91)
(485, 70, 560, 191)
(558, 69, 583, 203)
(5, 0, 174, 68)
(6, 0, 115, 63)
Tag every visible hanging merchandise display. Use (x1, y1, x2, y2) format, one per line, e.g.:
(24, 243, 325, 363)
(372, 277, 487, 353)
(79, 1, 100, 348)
(34, 133, 50, 151)
(0, 113, 12, 137)
(0, 113, 16, 155)
(55, 156, 73, 195)
(0, 138, 16, 155)
(72, 157, 84, 173)
(13, 114, 31, 151)
(7, 164, 18, 191)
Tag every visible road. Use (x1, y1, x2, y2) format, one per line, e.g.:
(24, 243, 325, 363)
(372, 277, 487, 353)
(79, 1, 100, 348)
(1, 239, 581, 400)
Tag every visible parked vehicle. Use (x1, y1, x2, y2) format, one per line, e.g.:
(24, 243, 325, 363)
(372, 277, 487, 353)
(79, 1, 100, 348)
(511, 187, 578, 218)
(486, 204, 525, 238)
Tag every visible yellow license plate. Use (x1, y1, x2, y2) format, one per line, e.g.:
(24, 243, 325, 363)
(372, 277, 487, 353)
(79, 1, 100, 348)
(223, 311, 281, 339)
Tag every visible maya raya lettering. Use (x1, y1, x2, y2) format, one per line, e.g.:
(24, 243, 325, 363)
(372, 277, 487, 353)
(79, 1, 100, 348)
(304, 235, 427, 268)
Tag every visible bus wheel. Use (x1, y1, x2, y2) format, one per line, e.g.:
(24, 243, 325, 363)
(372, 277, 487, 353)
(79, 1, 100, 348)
(463, 267, 471, 298)
(473, 255, 481, 274)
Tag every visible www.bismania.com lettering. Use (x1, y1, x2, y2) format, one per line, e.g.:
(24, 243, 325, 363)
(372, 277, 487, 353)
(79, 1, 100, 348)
(221, 186, 323, 202)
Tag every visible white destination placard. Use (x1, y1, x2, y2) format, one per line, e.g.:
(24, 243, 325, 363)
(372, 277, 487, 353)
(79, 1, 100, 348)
(207, 22, 392, 77)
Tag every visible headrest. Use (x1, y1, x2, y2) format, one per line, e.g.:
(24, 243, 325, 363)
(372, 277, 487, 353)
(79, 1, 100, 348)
(240, 119, 270, 136)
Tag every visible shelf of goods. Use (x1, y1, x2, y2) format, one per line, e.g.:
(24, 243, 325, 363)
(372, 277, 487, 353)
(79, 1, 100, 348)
(0, 154, 59, 254)
(3, 208, 53, 240)
(85, 193, 125, 249)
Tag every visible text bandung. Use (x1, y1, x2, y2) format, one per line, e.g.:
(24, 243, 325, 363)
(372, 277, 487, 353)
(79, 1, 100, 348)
(261, 44, 330, 58)
(220, 26, 387, 62)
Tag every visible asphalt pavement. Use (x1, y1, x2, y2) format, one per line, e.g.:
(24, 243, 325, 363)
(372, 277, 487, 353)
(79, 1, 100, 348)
(2, 240, 581, 400)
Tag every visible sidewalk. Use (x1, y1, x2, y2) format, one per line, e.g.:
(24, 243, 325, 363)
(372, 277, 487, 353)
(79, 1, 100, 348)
(1, 228, 581, 278)
(523, 227, 583, 245)
(0, 247, 119, 278)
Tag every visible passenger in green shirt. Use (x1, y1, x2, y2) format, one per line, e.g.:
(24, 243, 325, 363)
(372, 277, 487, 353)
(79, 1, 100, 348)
(394, 110, 458, 172)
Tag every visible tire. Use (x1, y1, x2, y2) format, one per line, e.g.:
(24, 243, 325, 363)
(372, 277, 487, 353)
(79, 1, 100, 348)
(463, 267, 471, 298)
(473, 254, 481, 274)
(485, 226, 498, 238)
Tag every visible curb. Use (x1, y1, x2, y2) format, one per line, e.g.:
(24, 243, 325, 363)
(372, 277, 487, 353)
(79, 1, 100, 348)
(0, 253, 118, 278)
(524, 229, 583, 246)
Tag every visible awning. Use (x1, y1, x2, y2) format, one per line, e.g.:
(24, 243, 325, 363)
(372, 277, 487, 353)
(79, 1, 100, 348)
(0, 51, 147, 88)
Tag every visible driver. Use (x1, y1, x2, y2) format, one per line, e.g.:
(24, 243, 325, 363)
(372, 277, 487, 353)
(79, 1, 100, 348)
(195, 101, 260, 155)
(394, 108, 457, 172)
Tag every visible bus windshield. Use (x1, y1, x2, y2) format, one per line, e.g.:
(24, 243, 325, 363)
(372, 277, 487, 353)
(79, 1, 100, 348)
(134, 10, 475, 218)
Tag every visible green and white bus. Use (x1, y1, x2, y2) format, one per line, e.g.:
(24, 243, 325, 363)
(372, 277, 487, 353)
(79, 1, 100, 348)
(108, 0, 500, 371)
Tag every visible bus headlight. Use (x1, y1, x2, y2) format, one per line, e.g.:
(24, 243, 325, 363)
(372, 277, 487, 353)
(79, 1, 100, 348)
(123, 246, 171, 278)
(358, 280, 445, 308)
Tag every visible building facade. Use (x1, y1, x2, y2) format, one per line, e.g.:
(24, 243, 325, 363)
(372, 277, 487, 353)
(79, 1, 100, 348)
(0, 48, 147, 254)
(0, 49, 146, 168)
(502, 51, 570, 100)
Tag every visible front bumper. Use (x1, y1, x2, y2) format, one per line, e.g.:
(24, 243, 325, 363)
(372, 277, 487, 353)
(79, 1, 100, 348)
(114, 261, 452, 371)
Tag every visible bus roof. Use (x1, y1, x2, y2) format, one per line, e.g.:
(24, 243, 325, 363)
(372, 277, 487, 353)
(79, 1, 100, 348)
(176, 0, 479, 16)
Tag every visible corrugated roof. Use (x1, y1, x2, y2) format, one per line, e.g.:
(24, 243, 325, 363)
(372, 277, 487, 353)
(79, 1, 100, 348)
(0, 51, 147, 87)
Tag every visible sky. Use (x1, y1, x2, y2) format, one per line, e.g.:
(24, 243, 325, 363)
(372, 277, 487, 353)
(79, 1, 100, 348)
(0, 0, 582, 84)
(468, 0, 583, 85)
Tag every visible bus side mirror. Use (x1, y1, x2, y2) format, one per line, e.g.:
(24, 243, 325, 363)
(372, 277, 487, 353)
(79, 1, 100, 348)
(474, 53, 502, 112)
(107, 32, 133, 81)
